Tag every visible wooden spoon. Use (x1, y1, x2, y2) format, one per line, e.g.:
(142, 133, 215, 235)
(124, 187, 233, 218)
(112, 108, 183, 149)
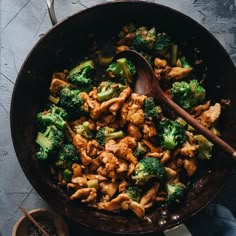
(114, 50, 236, 159)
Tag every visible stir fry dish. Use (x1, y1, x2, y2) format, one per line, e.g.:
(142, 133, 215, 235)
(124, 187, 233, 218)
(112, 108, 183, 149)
(34, 24, 222, 219)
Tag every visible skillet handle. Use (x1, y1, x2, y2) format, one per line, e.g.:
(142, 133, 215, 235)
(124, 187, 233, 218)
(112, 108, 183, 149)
(46, 0, 57, 25)
(164, 224, 192, 236)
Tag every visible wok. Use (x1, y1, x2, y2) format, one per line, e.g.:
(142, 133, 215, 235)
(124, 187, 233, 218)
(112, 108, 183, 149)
(10, 1, 236, 234)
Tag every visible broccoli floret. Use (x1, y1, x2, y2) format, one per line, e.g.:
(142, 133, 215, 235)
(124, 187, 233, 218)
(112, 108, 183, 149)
(107, 58, 136, 85)
(59, 86, 85, 118)
(171, 80, 206, 110)
(36, 125, 64, 160)
(68, 60, 94, 92)
(62, 168, 73, 182)
(194, 135, 213, 160)
(133, 142, 147, 159)
(132, 157, 165, 185)
(166, 183, 185, 205)
(36, 104, 68, 130)
(96, 127, 124, 145)
(55, 144, 79, 168)
(74, 121, 93, 139)
(125, 186, 141, 202)
(143, 97, 162, 121)
(158, 119, 187, 150)
(154, 33, 171, 54)
(97, 81, 126, 102)
(132, 26, 156, 51)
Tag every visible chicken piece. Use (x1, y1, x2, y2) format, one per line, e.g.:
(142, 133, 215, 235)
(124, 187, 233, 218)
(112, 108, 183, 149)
(128, 123, 142, 140)
(121, 136, 137, 149)
(118, 178, 129, 192)
(125, 200, 145, 219)
(71, 176, 88, 187)
(190, 101, 211, 117)
(107, 87, 132, 115)
(154, 67, 171, 80)
(120, 102, 129, 126)
(80, 150, 93, 166)
(165, 167, 178, 180)
(87, 140, 103, 158)
(146, 152, 162, 159)
(143, 123, 157, 139)
(126, 94, 147, 126)
(197, 103, 221, 128)
(89, 86, 98, 100)
(96, 114, 116, 129)
(89, 159, 100, 172)
(72, 163, 83, 178)
(97, 151, 120, 181)
(52, 72, 67, 81)
(105, 138, 138, 165)
(80, 92, 101, 119)
(97, 193, 130, 211)
(73, 134, 88, 152)
(99, 181, 118, 200)
(140, 183, 160, 208)
(117, 159, 128, 173)
(165, 67, 193, 80)
(154, 57, 167, 69)
(86, 174, 107, 182)
(128, 107, 145, 125)
(49, 78, 71, 95)
(179, 141, 199, 158)
(160, 150, 171, 164)
(143, 139, 162, 153)
(70, 188, 97, 203)
(67, 183, 81, 190)
(183, 158, 197, 177)
(127, 162, 136, 176)
(116, 45, 130, 54)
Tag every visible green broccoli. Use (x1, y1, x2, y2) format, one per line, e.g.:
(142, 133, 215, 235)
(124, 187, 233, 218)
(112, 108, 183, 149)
(133, 142, 148, 159)
(96, 127, 124, 145)
(143, 97, 162, 121)
(36, 104, 68, 130)
(68, 60, 94, 92)
(154, 33, 171, 54)
(58, 86, 85, 118)
(97, 81, 126, 102)
(158, 119, 187, 150)
(125, 186, 141, 202)
(62, 169, 73, 182)
(107, 58, 136, 85)
(55, 143, 79, 168)
(171, 80, 206, 110)
(74, 121, 93, 139)
(36, 125, 64, 160)
(132, 26, 156, 51)
(166, 183, 185, 205)
(132, 157, 165, 185)
(194, 135, 213, 160)
(180, 56, 191, 68)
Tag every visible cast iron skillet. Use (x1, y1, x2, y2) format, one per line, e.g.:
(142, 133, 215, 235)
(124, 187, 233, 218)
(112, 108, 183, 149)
(10, 1, 236, 234)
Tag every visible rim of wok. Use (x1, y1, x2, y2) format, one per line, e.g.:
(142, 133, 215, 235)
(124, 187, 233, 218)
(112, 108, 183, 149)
(10, 1, 236, 234)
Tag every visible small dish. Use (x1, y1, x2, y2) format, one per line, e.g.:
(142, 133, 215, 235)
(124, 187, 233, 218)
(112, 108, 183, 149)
(12, 208, 69, 236)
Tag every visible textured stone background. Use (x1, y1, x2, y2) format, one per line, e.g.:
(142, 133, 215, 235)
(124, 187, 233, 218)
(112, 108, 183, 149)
(0, 0, 236, 235)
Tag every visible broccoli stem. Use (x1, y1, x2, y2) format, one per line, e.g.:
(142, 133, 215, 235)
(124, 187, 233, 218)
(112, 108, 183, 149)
(108, 130, 124, 140)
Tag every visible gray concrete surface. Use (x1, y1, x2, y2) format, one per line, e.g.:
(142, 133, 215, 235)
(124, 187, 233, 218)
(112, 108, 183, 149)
(0, 0, 236, 235)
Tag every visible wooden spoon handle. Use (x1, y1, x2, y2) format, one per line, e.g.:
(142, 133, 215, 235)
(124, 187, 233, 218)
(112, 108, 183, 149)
(159, 92, 236, 159)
